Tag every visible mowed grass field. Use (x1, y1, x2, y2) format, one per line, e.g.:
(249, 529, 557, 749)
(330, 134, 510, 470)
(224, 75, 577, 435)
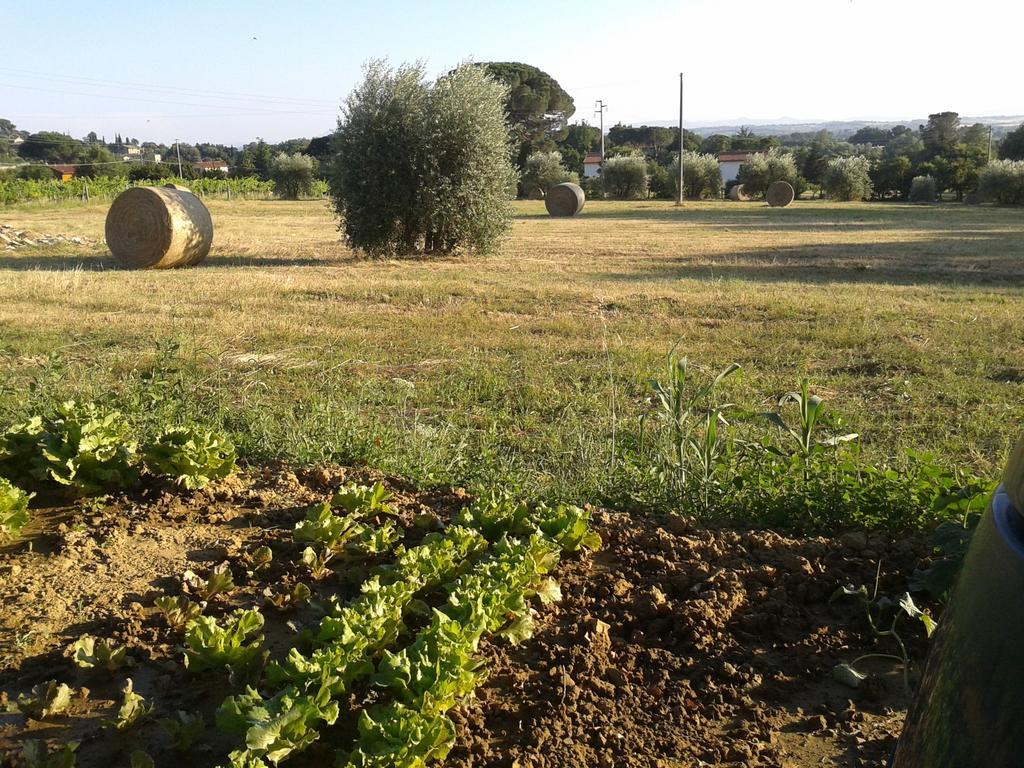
(1, 198, 1022, 516)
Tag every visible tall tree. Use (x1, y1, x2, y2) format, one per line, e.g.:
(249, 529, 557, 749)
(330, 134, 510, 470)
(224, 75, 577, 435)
(479, 62, 575, 167)
(18, 131, 81, 164)
(1000, 124, 1024, 161)
(921, 112, 960, 158)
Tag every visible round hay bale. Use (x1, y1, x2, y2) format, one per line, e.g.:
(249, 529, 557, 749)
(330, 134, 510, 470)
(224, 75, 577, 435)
(105, 186, 213, 269)
(163, 183, 191, 192)
(545, 182, 585, 217)
(727, 184, 749, 201)
(766, 180, 795, 208)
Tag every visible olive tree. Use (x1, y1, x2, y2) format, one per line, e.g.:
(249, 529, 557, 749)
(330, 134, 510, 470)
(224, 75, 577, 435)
(736, 149, 802, 197)
(601, 154, 648, 199)
(976, 160, 1024, 205)
(330, 60, 518, 257)
(271, 152, 318, 199)
(673, 152, 723, 199)
(908, 175, 937, 203)
(520, 151, 577, 198)
(821, 156, 873, 201)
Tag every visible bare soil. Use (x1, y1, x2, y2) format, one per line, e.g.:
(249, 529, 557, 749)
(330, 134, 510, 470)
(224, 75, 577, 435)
(0, 469, 932, 767)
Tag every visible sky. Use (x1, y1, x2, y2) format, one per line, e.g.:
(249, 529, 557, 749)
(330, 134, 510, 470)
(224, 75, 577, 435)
(2, 0, 1022, 146)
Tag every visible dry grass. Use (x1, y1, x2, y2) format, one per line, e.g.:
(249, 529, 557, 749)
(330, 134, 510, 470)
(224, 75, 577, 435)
(1, 198, 1022, 504)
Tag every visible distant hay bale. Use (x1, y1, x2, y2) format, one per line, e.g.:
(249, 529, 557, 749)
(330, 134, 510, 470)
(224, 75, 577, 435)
(545, 182, 585, 217)
(727, 184, 749, 201)
(766, 180, 795, 208)
(105, 186, 213, 269)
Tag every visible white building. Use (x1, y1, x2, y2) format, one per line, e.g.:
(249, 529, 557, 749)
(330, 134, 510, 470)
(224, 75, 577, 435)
(582, 152, 602, 179)
(717, 150, 759, 185)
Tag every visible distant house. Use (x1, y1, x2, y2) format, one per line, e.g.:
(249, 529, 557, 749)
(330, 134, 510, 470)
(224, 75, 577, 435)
(49, 165, 76, 181)
(194, 160, 229, 174)
(717, 151, 758, 185)
(582, 152, 602, 178)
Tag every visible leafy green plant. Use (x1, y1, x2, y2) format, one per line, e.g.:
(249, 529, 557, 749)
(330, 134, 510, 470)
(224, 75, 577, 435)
(71, 636, 129, 673)
(35, 401, 137, 494)
(182, 563, 235, 602)
(16, 680, 73, 720)
(154, 595, 202, 630)
(762, 378, 858, 460)
(103, 678, 152, 730)
(264, 581, 312, 611)
(300, 546, 334, 580)
(344, 703, 455, 768)
(158, 710, 205, 750)
(143, 427, 237, 489)
(240, 544, 273, 577)
(184, 609, 267, 678)
(531, 503, 601, 553)
(0, 416, 44, 483)
(831, 565, 937, 689)
(19, 740, 78, 768)
(331, 481, 394, 516)
(0, 477, 32, 540)
(294, 502, 366, 550)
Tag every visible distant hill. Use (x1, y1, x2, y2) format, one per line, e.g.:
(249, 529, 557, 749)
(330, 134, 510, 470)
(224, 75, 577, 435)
(635, 116, 1024, 139)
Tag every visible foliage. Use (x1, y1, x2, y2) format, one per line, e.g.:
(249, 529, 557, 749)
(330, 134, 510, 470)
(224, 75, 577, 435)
(1000, 123, 1024, 161)
(71, 636, 129, 673)
(821, 156, 873, 201)
(270, 152, 318, 199)
(16, 681, 73, 720)
(143, 426, 236, 489)
(831, 570, 936, 689)
(479, 62, 575, 165)
(31, 401, 136, 494)
(735, 148, 803, 197)
(908, 175, 937, 202)
(19, 740, 78, 768)
(675, 152, 723, 200)
(345, 703, 455, 768)
(976, 159, 1024, 205)
(154, 595, 202, 631)
(17, 132, 80, 164)
(182, 563, 236, 602)
(158, 710, 205, 750)
(330, 60, 517, 258)
(183, 609, 267, 677)
(600, 154, 648, 199)
(871, 155, 914, 199)
(520, 151, 576, 198)
(104, 679, 153, 730)
(0, 477, 31, 540)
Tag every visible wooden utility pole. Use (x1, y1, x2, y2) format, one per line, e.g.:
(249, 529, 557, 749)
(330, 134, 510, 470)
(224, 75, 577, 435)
(676, 73, 684, 206)
(175, 140, 183, 178)
(595, 100, 608, 162)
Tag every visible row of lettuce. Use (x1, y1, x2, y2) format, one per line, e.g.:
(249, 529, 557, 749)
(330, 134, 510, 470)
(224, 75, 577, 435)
(0, 400, 237, 541)
(0, 176, 330, 205)
(9, 479, 601, 768)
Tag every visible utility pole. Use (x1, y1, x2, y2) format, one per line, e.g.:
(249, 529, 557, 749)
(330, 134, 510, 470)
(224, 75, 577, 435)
(175, 139, 183, 178)
(676, 73, 684, 206)
(595, 100, 608, 162)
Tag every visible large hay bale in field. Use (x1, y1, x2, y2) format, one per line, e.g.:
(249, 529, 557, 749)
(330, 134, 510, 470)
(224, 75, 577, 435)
(766, 180, 795, 208)
(545, 182, 585, 217)
(1005, 434, 1024, 513)
(163, 183, 191, 192)
(727, 184, 749, 201)
(105, 186, 213, 269)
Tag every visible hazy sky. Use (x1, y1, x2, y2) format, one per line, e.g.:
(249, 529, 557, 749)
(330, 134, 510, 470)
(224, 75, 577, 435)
(3, 0, 1021, 145)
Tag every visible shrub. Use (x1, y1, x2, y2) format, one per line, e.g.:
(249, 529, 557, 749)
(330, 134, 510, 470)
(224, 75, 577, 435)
(600, 154, 648, 199)
(673, 152, 723, 200)
(271, 152, 318, 199)
(976, 160, 1024, 205)
(821, 156, 873, 201)
(129, 163, 172, 182)
(18, 165, 53, 181)
(330, 60, 518, 257)
(736, 148, 803, 197)
(520, 151, 576, 198)
(908, 175, 937, 203)
(0, 477, 31, 540)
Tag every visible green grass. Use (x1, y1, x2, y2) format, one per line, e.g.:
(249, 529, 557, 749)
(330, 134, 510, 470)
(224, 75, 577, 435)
(0, 199, 1021, 524)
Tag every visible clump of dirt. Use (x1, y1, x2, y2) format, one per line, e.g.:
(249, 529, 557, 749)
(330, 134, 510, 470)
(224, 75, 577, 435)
(0, 470, 933, 768)
(446, 512, 930, 768)
(0, 223, 97, 250)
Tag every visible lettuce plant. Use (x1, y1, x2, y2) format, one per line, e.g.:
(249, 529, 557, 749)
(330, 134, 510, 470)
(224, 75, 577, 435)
(104, 678, 152, 730)
(0, 477, 31, 540)
(154, 595, 202, 630)
(16, 680, 73, 720)
(72, 636, 129, 673)
(184, 609, 267, 678)
(344, 703, 455, 768)
(143, 426, 237, 490)
(35, 401, 137, 494)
